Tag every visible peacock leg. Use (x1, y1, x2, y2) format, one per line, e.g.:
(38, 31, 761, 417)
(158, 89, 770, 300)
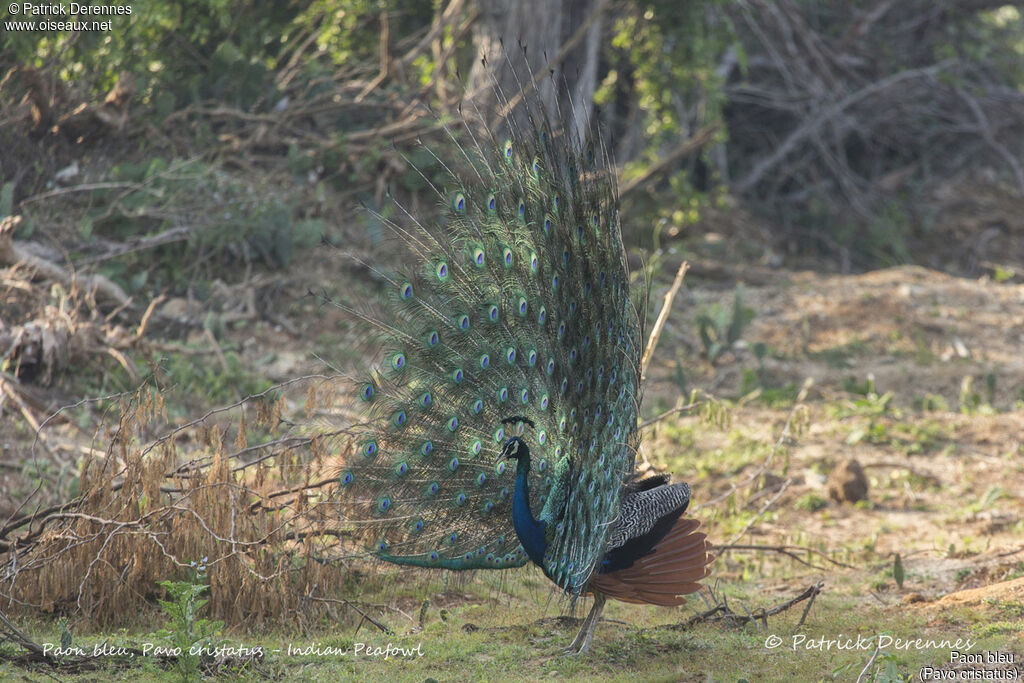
(564, 591, 606, 655)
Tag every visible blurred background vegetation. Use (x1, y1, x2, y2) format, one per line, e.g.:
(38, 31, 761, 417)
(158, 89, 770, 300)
(2, 0, 1022, 295)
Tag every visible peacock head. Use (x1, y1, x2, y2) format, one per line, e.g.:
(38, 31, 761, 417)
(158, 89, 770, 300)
(499, 436, 529, 462)
(498, 415, 536, 463)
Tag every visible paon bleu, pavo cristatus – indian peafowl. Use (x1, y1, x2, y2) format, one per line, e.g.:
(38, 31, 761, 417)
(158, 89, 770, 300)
(331, 58, 714, 654)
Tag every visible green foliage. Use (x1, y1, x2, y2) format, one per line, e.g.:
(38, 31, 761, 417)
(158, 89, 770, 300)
(600, 2, 733, 236)
(965, 486, 1005, 514)
(913, 393, 949, 412)
(958, 375, 997, 415)
(696, 284, 754, 363)
(870, 650, 913, 683)
(157, 558, 224, 683)
(794, 493, 827, 512)
(2, 1, 432, 109)
(57, 617, 72, 650)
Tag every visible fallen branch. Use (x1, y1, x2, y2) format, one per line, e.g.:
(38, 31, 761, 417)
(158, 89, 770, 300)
(0, 216, 130, 308)
(678, 581, 824, 629)
(306, 595, 394, 635)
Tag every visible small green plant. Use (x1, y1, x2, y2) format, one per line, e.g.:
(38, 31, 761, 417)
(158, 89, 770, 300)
(157, 557, 224, 683)
(871, 650, 913, 682)
(965, 486, 1005, 514)
(913, 393, 949, 412)
(57, 617, 73, 650)
(993, 265, 1016, 283)
(794, 493, 828, 512)
(696, 285, 755, 363)
(958, 375, 997, 415)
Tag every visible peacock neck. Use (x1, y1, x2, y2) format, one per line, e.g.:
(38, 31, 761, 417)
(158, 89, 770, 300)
(511, 448, 548, 568)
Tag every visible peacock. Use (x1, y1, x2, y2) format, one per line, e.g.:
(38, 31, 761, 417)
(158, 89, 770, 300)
(331, 57, 713, 654)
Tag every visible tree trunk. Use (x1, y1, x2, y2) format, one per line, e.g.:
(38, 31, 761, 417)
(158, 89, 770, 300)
(467, 0, 603, 147)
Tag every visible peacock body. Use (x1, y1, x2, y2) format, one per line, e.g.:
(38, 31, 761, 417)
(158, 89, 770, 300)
(333, 62, 712, 652)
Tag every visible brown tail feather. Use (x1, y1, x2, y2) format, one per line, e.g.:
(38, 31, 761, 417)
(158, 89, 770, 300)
(588, 516, 714, 606)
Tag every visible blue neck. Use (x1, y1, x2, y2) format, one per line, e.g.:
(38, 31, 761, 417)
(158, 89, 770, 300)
(511, 450, 548, 568)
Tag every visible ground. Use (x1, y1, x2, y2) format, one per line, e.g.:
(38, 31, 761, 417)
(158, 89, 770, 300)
(2, 240, 1023, 681)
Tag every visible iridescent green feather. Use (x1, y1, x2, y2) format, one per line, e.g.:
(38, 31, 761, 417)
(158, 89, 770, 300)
(334, 82, 642, 593)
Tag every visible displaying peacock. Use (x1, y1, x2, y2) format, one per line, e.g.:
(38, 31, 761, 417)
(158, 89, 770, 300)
(331, 57, 713, 654)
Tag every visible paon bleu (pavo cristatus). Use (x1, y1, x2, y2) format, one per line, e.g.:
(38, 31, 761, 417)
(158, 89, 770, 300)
(331, 54, 714, 654)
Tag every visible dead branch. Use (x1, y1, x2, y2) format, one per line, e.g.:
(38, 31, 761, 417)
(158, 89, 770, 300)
(0, 216, 130, 307)
(306, 595, 394, 635)
(733, 61, 955, 194)
(618, 122, 722, 197)
(676, 581, 824, 629)
(640, 260, 689, 383)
